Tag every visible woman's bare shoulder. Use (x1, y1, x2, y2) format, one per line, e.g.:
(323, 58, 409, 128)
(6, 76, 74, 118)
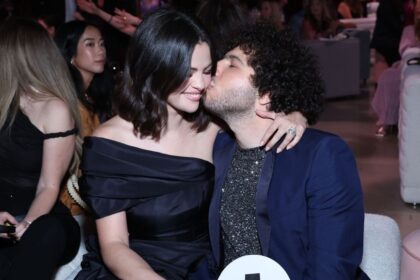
(92, 115, 134, 141)
(40, 97, 74, 133)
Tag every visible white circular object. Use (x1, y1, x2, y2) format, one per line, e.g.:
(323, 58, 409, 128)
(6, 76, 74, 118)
(218, 255, 290, 280)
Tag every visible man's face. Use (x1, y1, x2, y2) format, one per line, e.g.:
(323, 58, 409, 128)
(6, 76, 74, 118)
(204, 47, 258, 120)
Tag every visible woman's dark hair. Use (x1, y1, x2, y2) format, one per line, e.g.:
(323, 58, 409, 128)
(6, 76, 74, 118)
(196, 0, 248, 60)
(54, 20, 114, 121)
(116, 8, 213, 140)
(227, 23, 324, 125)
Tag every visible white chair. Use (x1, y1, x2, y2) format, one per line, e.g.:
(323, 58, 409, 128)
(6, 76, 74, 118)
(361, 213, 401, 280)
(399, 47, 420, 205)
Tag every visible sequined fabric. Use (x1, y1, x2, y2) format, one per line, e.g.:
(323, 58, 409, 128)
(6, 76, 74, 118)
(220, 146, 265, 268)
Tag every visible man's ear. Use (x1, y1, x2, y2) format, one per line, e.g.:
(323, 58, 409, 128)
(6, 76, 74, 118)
(258, 92, 271, 108)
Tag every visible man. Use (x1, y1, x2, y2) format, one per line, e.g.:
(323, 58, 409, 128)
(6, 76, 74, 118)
(204, 23, 369, 279)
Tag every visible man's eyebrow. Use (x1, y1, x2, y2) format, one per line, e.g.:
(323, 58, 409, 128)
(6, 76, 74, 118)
(225, 54, 245, 65)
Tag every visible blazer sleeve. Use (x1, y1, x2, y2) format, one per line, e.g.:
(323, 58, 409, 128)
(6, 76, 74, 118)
(304, 136, 364, 279)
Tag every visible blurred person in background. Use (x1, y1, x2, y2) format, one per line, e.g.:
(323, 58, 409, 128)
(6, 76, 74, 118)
(370, 0, 414, 84)
(54, 20, 115, 215)
(371, 0, 420, 136)
(301, 0, 341, 39)
(259, 0, 288, 30)
(0, 17, 81, 279)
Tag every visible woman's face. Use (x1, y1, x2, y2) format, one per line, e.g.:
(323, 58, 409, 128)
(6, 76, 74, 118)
(166, 42, 212, 114)
(310, 0, 323, 18)
(260, 1, 273, 19)
(71, 26, 106, 80)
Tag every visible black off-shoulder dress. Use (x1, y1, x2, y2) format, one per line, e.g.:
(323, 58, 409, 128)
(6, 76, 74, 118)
(76, 137, 215, 280)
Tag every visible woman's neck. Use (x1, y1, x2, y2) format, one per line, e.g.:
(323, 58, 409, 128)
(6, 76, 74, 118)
(163, 106, 194, 137)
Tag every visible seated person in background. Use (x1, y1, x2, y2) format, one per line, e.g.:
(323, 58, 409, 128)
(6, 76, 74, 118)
(259, 0, 288, 30)
(204, 23, 369, 279)
(0, 17, 81, 279)
(338, 0, 364, 19)
(54, 20, 115, 215)
(301, 0, 341, 39)
(370, 0, 413, 84)
(372, 0, 420, 136)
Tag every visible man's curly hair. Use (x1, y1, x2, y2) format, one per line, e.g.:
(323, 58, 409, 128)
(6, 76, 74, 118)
(227, 23, 324, 125)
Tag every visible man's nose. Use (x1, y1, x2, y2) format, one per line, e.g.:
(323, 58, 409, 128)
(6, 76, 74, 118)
(215, 60, 225, 77)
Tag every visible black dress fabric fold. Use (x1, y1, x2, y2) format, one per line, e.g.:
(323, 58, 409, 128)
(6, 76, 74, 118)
(77, 137, 215, 279)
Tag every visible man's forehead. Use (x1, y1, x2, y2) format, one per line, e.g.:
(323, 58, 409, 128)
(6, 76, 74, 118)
(225, 47, 248, 63)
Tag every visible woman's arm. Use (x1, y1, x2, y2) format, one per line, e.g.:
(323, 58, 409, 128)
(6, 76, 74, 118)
(338, 2, 353, 19)
(14, 100, 75, 239)
(207, 111, 308, 153)
(257, 111, 307, 152)
(97, 211, 164, 280)
(77, 0, 137, 36)
(114, 8, 142, 26)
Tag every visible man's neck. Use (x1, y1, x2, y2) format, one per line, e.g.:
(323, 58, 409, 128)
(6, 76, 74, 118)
(226, 115, 273, 149)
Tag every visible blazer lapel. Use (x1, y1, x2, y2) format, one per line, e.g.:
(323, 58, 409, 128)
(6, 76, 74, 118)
(209, 135, 236, 266)
(256, 149, 275, 256)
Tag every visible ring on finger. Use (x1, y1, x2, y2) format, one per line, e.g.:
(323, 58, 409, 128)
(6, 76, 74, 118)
(287, 126, 297, 137)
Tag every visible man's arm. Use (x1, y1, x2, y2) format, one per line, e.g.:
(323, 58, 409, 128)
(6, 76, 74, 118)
(305, 136, 364, 279)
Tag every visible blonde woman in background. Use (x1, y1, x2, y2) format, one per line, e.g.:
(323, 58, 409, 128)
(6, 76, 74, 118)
(0, 17, 81, 279)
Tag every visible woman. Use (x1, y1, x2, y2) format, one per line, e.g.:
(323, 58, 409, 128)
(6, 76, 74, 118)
(76, 9, 307, 279)
(302, 0, 340, 39)
(54, 20, 114, 216)
(0, 17, 81, 279)
(371, 0, 420, 136)
(258, 0, 289, 30)
(370, 0, 414, 84)
(55, 21, 113, 126)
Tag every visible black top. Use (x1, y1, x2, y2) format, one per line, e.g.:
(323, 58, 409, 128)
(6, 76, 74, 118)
(370, 0, 404, 65)
(78, 137, 215, 279)
(0, 110, 77, 215)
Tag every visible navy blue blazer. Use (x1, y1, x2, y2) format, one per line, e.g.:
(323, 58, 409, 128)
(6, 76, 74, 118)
(210, 129, 367, 279)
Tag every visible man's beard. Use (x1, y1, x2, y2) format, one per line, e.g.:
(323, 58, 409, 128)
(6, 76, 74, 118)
(204, 85, 257, 123)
